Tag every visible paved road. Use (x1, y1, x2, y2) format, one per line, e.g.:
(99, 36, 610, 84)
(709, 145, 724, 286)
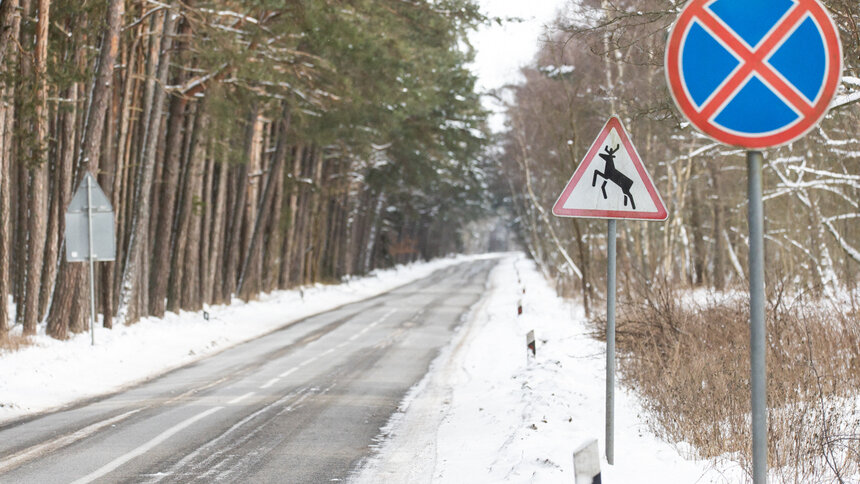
(0, 258, 498, 483)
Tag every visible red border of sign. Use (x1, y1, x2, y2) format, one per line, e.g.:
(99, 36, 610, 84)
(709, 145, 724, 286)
(552, 116, 668, 221)
(665, 0, 843, 148)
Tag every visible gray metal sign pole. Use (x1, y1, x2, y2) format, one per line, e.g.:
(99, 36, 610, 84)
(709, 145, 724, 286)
(86, 176, 97, 346)
(747, 150, 767, 482)
(605, 219, 617, 465)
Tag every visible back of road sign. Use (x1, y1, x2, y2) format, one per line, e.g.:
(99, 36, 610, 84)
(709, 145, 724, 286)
(65, 173, 116, 262)
(552, 116, 668, 221)
(665, 0, 842, 148)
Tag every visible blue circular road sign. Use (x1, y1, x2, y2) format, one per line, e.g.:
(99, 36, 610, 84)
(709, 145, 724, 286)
(666, 0, 843, 148)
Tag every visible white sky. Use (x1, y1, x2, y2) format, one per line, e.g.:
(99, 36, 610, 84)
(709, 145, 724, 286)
(470, 0, 566, 91)
(469, 0, 568, 131)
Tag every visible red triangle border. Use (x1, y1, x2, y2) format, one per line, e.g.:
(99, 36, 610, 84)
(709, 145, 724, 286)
(552, 116, 668, 221)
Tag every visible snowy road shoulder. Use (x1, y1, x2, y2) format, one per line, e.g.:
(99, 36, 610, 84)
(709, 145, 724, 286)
(353, 254, 728, 483)
(0, 254, 499, 425)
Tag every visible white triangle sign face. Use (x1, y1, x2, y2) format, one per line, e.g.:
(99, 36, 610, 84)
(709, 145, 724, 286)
(552, 116, 668, 221)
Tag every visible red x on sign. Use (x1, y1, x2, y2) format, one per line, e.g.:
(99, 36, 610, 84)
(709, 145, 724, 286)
(666, 0, 842, 148)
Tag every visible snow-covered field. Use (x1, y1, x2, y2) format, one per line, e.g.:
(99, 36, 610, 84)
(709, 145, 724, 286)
(0, 254, 493, 424)
(354, 254, 745, 483)
(2, 252, 747, 482)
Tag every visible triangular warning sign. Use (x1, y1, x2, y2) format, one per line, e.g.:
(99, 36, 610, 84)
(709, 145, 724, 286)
(552, 116, 668, 221)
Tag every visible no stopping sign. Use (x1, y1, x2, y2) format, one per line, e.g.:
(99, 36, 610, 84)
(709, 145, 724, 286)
(665, 0, 843, 148)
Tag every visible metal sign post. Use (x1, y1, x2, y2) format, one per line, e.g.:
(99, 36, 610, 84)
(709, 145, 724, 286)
(86, 175, 97, 346)
(64, 172, 116, 346)
(747, 151, 767, 483)
(666, 0, 843, 479)
(553, 117, 667, 465)
(605, 219, 617, 464)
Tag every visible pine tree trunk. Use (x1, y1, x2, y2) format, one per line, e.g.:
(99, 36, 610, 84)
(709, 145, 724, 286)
(118, 10, 175, 325)
(48, 0, 124, 337)
(218, 153, 238, 303)
(263, 145, 287, 292)
(111, 29, 140, 300)
(237, 116, 264, 295)
(221, 106, 257, 301)
(149, 93, 188, 316)
(148, 7, 193, 316)
(180, 128, 205, 310)
(167, 104, 205, 313)
(343, 179, 363, 276)
(22, 0, 51, 336)
(38, 82, 75, 321)
(238, 112, 289, 300)
(0, 102, 11, 336)
(13, 0, 32, 328)
(362, 193, 385, 274)
(117, 12, 158, 320)
(308, 152, 327, 282)
(13, 152, 27, 328)
(206, 152, 229, 304)
(199, 139, 215, 303)
(279, 145, 303, 288)
(291, 147, 312, 285)
(98, 56, 123, 330)
(0, 0, 18, 337)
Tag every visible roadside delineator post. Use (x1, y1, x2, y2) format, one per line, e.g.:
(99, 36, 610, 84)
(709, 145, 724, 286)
(526, 330, 536, 360)
(573, 438, 601, 484)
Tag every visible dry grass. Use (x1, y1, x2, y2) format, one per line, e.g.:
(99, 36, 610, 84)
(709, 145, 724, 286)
(592, 280, 860, 483)
(0, 334, 33, 353)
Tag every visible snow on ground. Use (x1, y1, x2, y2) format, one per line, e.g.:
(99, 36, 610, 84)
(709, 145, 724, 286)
(0, 254, 496, 425)
(2, 251, 761, 482)
(353, 253, 745, 483)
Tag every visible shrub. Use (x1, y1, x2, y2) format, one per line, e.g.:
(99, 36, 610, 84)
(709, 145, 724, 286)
(593, 279, 860, 482)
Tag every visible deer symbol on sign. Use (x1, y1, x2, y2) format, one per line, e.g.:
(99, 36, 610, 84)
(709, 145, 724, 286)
(592, 144, 635, 210)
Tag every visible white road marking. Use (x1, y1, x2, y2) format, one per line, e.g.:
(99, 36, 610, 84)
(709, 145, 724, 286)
(145, 388, 316, 483)
(0, 408, 143, 474)
(260, 378, 279, 389)
(228, 392, 255, 405)
(264, 309, 400, 395)
(71, 407, 223, 484)
(347, 309, 392, 341)
(298, 356, 318, 368)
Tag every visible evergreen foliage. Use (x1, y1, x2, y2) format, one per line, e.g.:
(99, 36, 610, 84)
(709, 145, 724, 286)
(0, 0, 491, 336)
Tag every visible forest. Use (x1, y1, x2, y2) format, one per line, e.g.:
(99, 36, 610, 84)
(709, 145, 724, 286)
(0, 0, 491, 340)
(1, 0, 859, 478)
(502, 0, 860, 312)
(498, 0, 860, 480)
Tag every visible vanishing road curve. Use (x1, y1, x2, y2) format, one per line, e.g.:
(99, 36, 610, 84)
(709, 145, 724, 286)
(0, 258, 498, 483)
